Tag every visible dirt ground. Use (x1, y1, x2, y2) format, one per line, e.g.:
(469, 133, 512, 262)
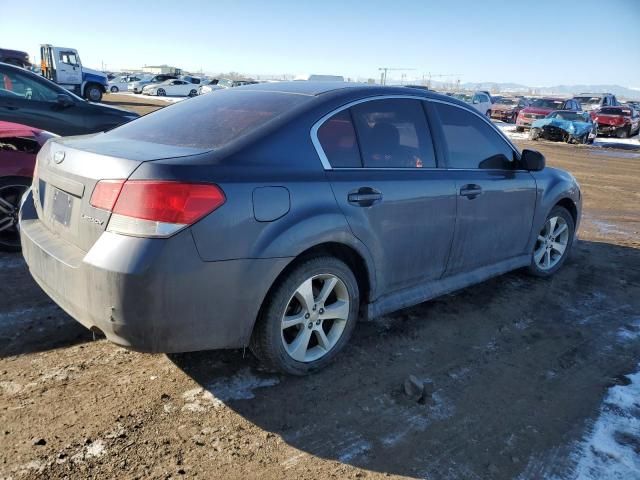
(1, 95, 639, 480)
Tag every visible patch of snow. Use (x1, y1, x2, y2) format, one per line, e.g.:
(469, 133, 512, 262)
(496, 122, 529, 140)
(85, 440, 105, 458)
(617, 318, 640, 342)
(338, 439, 372, 462)
(181, 368, 279, 411)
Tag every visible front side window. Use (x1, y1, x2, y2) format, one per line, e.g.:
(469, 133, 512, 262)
(350, 98, 436, 168)
(434, 102, 515, 169)
(316, 110, 361, 168)
(59, 52, 79, 66)
(0, 68, 59, 102)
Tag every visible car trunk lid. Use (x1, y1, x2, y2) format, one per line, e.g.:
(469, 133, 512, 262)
(33, 136, 210, 252)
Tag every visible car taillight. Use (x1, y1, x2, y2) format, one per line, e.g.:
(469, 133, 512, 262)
(91, 180, 225, 238)
(90, 179, 126, 210)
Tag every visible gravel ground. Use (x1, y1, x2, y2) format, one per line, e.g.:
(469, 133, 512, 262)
(1, 96, 639, 480)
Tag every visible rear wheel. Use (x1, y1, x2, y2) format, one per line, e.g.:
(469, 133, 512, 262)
(527, 206, 574, 277)
(110, 86, 119, 93)
(157, 88, 166, 96)
(250, 256, 359, 375)
(486, 110, 491, 118)
(0, 177, 31, 252)
(617, 126, 630, 139)
(189, 89, 197, 97)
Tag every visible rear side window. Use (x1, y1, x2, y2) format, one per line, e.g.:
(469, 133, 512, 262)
(107, 89, 310, 149)
(317, 110, 361, 167)
(434, 103, 515, 169)
(350, 98, 436, 168)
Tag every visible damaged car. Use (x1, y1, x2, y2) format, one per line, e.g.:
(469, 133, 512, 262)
(592, 106, 640, 138)
(490, 97, 530, 123)
(529, 110, 596, 144)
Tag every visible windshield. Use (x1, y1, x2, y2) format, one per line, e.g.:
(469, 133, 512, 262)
(550, 112, 588, 121)
(107, 89, 311, 149)
(496, 98, 517, 105)
(531, 99, 564, 109)
(574, 97, 601, 105)
(452, 93, 471, 102)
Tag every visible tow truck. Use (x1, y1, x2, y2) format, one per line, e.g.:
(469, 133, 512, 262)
(39, 45, 108, 102)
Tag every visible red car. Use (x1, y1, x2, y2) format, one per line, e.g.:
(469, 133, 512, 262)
(0, 121, 55, 251)
(490, 97, 530, 123)
(515, 98, 581, 132)
(592, 106, 640, 138)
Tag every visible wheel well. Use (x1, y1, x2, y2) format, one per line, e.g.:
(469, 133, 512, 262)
(252, 242, 372, 341)
(555, 198, 577, 224)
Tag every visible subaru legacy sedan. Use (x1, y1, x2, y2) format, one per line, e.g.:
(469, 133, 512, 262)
(20, 83, 581, 375)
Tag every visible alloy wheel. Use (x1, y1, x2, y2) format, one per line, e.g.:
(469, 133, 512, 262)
(0, 184, 28, 249)
(281, 274, 350, 363)
(533, 216, 569, 271)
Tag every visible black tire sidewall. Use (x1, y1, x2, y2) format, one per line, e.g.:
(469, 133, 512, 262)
(252, 256, 360, 375)
(0, 176, 32, 252)
(527, 206, 575, 277)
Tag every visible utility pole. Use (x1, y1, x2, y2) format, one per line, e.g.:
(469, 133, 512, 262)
(378, 67, 416, 85)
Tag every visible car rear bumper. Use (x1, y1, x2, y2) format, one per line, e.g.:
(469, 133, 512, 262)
(19, 191, 290, 353)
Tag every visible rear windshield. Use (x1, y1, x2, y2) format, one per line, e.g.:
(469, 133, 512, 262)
(107, 89, 310, 149)
(599, 107, 631, 116)
(575, 97, 601, 105)
(531, 99, 564, 109)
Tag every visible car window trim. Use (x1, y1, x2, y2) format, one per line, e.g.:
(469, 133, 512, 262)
(311, 94, 522, 171)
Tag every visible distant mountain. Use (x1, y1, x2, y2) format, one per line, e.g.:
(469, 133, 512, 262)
(456, 82, 640, 99)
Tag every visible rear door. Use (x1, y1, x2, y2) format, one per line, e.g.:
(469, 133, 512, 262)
(316, 97, 457, 295)
(429, 101, 537, 275)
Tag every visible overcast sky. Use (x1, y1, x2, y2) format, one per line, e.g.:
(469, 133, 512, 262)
(3, 0, 639, 87)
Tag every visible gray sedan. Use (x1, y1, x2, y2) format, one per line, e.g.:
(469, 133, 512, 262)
(20, 82, 581, 375)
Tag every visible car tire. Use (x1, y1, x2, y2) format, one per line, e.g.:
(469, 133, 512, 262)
(529, 128, 540, 141)
(0, 177, 32, 252)
(617, 126, 630, 139)
(486, 110, 491, 118)
(110, 86, 119, 93)
(157, 88, 166, 96)
(250, 256, 360, 375)
(526, 206, 575, 278)
(85, 84, 103, 102)
(189, 89, 197, 97)
(516, 126, 524, 133)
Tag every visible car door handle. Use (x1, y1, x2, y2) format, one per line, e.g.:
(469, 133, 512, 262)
(348, 188, 382, 207)
(460, 184, 483, 199)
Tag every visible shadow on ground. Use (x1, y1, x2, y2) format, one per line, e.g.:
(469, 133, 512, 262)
(171, 241, 640, 479)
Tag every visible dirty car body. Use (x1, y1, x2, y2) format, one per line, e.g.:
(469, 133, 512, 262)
(19, 82, 582, 360)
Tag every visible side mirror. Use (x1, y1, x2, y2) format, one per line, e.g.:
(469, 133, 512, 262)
(520, 149, 545, 171)
(56, 93, 74, 107)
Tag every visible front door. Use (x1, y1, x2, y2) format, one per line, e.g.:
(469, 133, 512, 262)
(429, 101, 537, 275)
(54, 49, 82, 86)
(315, 98, 457, 295)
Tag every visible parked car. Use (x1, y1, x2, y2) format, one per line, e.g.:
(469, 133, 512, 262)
(20, 83, 581, 375)
(516, 98, 581, 132)
(491, 97, 530, 123)
(469, 91, 492, 117)
(180, 75, 203, 85)
(573, 93, 619, 111)
(130, 74, 178, 93)
(197, 78, 259, 95)
(0, 48, 30, 68)
(0, 63, 139, 136)
(529, 111, 597, 144)
(107, 75, 143, 93)
(142, 79, 199, 97)
(592, 106, 640, 138)
(0, 121, 55, 251)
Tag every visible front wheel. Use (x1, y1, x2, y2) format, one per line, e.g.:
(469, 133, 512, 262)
(527, 206, 575, 277)
(250, 256, 360, 375)
(110, 86, 119, 93)
(529, 128, 541, 141)
(157, 88, 166, 96)
(189, 89, 197, 97)
(85, 84, 103, 102)
(516, 126, 525, 133)
(617, 126, 631, 139)
(486, 110, 491, 118)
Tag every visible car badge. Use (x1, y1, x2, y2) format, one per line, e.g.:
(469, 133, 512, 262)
(53, 151, 65, 164)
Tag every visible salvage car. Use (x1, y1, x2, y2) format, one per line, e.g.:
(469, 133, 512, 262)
(0, 121, 55, 251)
(516, 97, 581, 131)
(490, 97, 530, 123)
(529, 111, 597, 144)
(20, 83, 581, 375)
(142, 79, 199, 97)
(130, 74, 178, 93)
(573, 93, 619, 111)
(470, 91, 492, 117)
(592, 106, 640, 138)
(0, 63, 139, 136)
(108, 75, 142, 93)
